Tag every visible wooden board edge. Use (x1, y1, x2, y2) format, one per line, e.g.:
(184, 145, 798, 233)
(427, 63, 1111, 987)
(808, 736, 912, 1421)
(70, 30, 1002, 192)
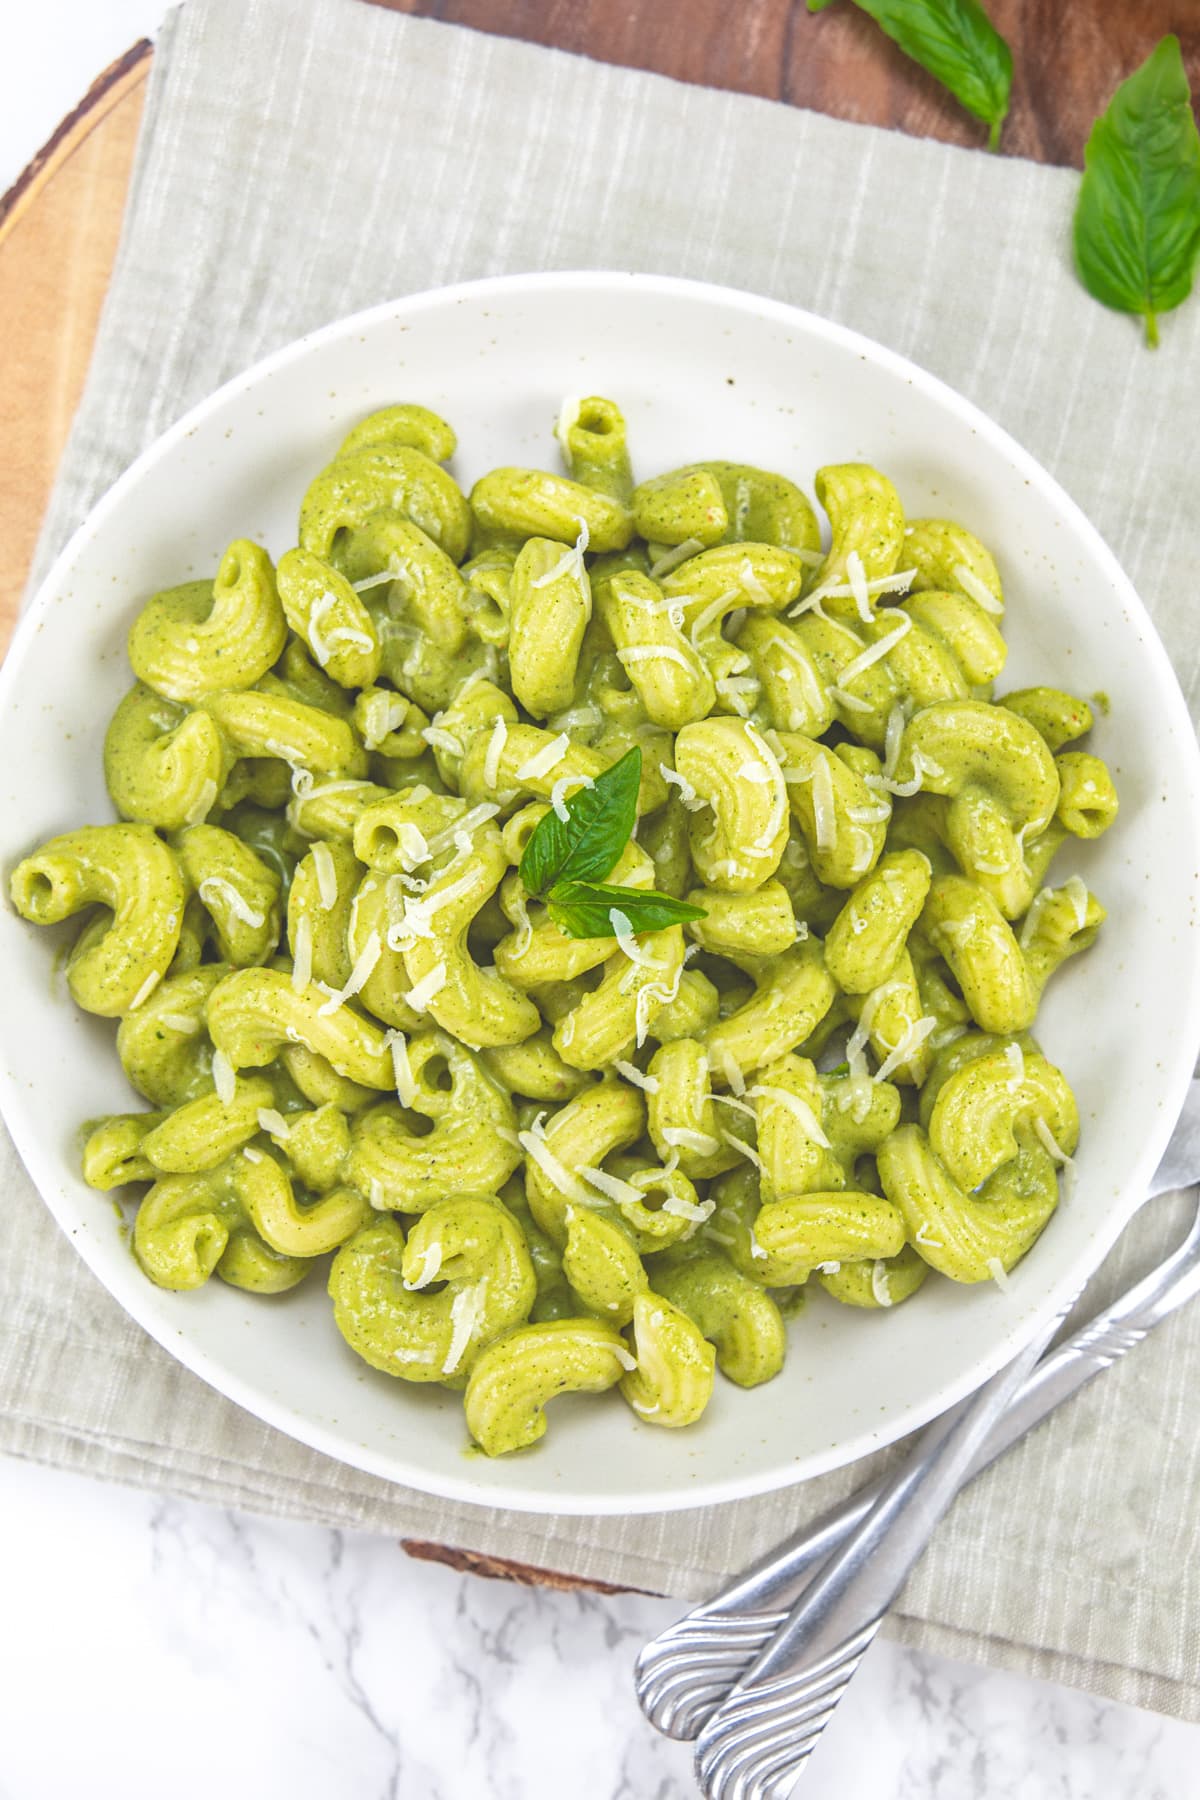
(0, 39, 153, 247)
(400, 1539, 654, 1595)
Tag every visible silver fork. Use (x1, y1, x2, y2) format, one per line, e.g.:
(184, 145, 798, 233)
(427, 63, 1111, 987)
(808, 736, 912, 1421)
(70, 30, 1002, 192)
(636, 1103, 1200, 1756)
(687, 1180, 1200, 1797)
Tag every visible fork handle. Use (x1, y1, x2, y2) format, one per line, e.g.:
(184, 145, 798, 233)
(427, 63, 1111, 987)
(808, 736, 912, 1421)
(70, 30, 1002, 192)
(715, 1209, 1200, 1621)
(638, 1195, 1200, 1744)
(693, 1313, 1062, 1796)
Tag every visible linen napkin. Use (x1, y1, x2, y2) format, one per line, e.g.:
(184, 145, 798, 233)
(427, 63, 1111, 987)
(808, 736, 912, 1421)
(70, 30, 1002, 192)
(9, 0, 1200, 1721)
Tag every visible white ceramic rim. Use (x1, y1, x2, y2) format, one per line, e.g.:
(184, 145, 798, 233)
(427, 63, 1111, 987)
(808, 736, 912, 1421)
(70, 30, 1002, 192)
(4, 269, 1199, 1515)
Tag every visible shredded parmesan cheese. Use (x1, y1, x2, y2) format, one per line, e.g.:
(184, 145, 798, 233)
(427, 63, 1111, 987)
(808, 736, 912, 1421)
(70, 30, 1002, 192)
(953, 561, 1004, 614)
(648, 538, 705, 578)
(443, 1285, 483, 1374)
(811, 755, 838, 851)
(551, 773, 593, 821)
(198, 877, 266, 930)
(846, 550, 872, 622)
(185, 779, 218, 827)
(483, 717, 508, 790)
(634, 963, 683, 1048)
(659, 764, 706, 811)
(714, 675, 757, 715)
(157, 1012, 200, 1035)
(721, 1130, 764, 1171)
(986, 1256, 1012, 1292)
(609, 910, 668, 972)
(827, 685, 874, 715)
(838, 615, 914, 690)
(660, 1125, 721, 1156)
(422, 724, 465, 759)
(612, 1342, 639, 1373)
(515, 732, 571, 782)
(360, 691, 409, 751)
(579, 1165, 644, 1207)
(867, 748, 945, 799)
(353, 563, 403, 593)
(618, 644, 697, 675)
(290, 913, 313, 991)
(1003, 1042, 1025, 1091)
(311, 842, 338, 910)
(613, 1059, 659, 1093)
(404, 1242, 443, 1291)
(318, 930, 381, 1015)
(384, 1030, 417, 1106)
(257, 1107, 290, 1139)
(211, 1049, 236, 1105)
(406, 961, 448, 1013)
(883, 704, 907, 779)
(306, 590, 339, 668)
(519, 1114, 595, 1203)
(1034, 1117, 1077, 1200)
(424, 803, 498, 860)
(874, 1016, 938, 1082)
(402, 869, 479, 941)
(127, 972, 161, 1012)
(531, 517, 590, 594)
(710, 1092, 757, 1122)
(871, 1261, 894, 1307)
(749, 1084, 830, 1146)
(662, 1194, 715, 1224)
(1062, 874, 1090, 932)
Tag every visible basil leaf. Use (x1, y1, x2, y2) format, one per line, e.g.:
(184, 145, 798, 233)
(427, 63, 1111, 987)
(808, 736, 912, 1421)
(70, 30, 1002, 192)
(1073, 36, 1200, 348)
(518, 746, 642, 896)
(546, 880, 707, 940)
(808, 0, 1012, 150)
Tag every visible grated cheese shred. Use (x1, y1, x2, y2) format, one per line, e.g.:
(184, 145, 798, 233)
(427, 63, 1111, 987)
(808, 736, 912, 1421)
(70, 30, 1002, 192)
(211, 1049, 236, 1106)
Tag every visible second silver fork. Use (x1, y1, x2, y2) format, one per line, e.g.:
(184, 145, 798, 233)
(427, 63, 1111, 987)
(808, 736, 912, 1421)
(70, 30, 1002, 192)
(636, 1174, 1200, 1744)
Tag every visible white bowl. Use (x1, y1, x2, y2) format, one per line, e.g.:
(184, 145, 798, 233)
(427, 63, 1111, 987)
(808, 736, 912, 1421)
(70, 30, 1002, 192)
(3, 271, 1199, 1516)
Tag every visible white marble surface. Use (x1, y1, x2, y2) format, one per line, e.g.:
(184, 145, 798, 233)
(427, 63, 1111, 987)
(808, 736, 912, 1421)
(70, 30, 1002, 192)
(0, 1450, 1197, 1800)
(5, 11, 1200, 1799)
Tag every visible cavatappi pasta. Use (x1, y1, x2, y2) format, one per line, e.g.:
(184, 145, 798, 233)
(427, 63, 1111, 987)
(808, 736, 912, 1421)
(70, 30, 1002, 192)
(9, 397, 1117, 1456)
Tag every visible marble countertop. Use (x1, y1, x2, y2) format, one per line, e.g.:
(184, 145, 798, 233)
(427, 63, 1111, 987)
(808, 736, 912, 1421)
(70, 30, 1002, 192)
(1, 1449, 1195, 1799)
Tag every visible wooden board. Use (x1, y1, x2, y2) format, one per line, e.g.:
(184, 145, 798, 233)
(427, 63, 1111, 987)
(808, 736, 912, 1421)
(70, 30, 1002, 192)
(0, 0, 1194, 1593)
(2, 4, 1197, 654)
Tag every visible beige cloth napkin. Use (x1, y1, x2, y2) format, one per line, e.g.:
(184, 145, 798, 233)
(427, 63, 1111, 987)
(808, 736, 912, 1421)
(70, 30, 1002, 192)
(10, 0, 1200, 1720)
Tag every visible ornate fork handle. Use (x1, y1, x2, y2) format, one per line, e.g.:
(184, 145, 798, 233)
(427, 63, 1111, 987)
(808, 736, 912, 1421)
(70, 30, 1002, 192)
(692, 1312, 1063, 1796)
(636, 1191, 1200, 1744)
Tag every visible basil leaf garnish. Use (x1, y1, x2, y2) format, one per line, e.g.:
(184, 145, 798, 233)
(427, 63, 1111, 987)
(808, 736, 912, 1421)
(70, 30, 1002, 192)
(808, 0, 1012, 151)
(1073, 35, 1200, 348)
(519, 745, 642, 896)
(546, 880, 708, 941)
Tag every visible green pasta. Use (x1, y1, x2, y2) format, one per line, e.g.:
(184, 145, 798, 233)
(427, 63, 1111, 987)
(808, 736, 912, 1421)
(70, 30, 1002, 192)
(7, 395, 1118, 1455)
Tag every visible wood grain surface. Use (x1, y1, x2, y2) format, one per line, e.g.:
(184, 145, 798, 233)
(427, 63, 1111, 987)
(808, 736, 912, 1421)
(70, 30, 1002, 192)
(0, 0, 1195, 1591)
(2, 3, 1197, 650)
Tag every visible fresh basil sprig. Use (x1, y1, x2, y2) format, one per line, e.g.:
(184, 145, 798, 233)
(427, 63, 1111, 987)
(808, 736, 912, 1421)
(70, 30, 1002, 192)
(519, 745, 642, 894)
(518, 747, 706, 940)
(1073, 36, 1200, 349)
(547, 880, 706, 940)
(807, 0, 1012, 151)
